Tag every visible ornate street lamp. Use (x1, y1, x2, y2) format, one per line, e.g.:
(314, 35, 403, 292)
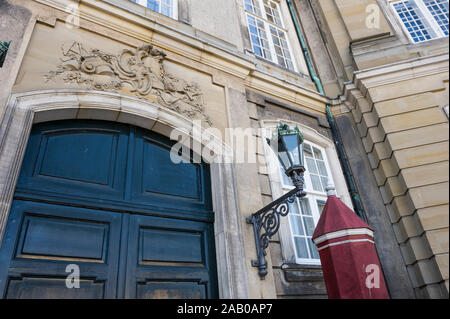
(246, 123, 307, 280)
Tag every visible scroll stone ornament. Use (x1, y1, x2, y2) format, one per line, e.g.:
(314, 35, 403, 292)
(45, 41, 213, 125)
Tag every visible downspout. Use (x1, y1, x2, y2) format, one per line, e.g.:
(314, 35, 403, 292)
(286, 0, 365, 220)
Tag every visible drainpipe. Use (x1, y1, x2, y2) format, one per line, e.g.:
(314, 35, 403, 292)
(286, 0, 365, 220)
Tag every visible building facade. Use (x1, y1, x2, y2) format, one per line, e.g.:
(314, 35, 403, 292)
(0, 0, 447, 299)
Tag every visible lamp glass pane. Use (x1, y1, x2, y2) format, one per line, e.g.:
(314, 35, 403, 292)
(282, 134, 300, 167)
(277, 139, 290, 170)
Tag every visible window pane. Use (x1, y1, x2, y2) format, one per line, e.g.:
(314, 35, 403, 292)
(246, 14, 272, 60)
(317, 160, 328, 177)
(289, 200, 300, 214)
(289, 215, 304, 236)
(317, 200, 326, 215)
(313, 147, 323, 160)
(310, 174, 323, 192)
(147, 0, 159, 12)
(294, 237, 309, 259)
(304, 217, 315, 236)
(304, 143, 313, 157)
(281, 168, 293, 186)
(423, 0, 449, 35)
(321, 176, 329, 190)
(263, 0, 283, 26)
(299, 198, 312, 216)
(306, 158, 318, 174)
(244, 0, 263, 17)
(161, 5, 172, 17)
(307, 238, 320, 259)
(393, 1, 437, 42)
(269, 26, 295, 71)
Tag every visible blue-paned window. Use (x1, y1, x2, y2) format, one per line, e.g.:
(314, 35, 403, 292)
(423, 0, 449, 35)
(392, 0, 449, 42)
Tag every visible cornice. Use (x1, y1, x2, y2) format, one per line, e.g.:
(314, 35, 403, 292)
(352, 52, 449, 91)
(32, 0, 328, 114)
(330, 52, 449, 115)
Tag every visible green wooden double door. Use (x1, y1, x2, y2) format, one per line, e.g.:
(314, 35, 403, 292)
(0, 120, 218, 299)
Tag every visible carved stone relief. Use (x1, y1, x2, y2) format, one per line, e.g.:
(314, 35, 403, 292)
(45, 42, 212, 125)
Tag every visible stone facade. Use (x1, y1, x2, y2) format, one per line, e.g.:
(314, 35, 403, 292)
(291, 0, 449, 298)
(0, 0, 448, 299)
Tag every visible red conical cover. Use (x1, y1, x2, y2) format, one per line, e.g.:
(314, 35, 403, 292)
(312, 195, 372, 240)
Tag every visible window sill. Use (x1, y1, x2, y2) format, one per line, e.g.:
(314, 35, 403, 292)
(281, 263, 322, 270)
(280, 263, 324, 283)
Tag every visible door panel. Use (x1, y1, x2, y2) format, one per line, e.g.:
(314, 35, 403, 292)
(125, 214, 218, 299)
(136, 281, 207, 299)
(0, 120, 218, 299)
(0, 200, 122, 299)
(15, 121, 129, 204)
(6, 277, 105, 299)
(131, 129, 212, 218)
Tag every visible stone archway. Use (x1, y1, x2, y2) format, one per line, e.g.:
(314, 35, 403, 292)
(0, 89, 250, 299)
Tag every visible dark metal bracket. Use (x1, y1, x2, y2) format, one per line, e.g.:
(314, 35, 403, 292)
(246, 170, 306, 280)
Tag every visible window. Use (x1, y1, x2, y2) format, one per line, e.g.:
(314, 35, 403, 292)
(244, 0, 296, 71)
(279, 141, 333, 264)
(129, 0, 178, 19)
(392, 0, 449, 43)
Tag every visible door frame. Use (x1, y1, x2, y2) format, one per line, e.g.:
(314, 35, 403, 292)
(0, 89, 250, 299)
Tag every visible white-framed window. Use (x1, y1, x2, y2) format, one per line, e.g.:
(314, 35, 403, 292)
(243, 0, 297, 71)
(129, 0, 178, 19)
(391, 0, 449, 43)
(279, 141, 333, 264)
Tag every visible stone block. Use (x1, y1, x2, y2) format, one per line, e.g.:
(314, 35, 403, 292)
(379, 157, 400, 178)
(386, 123, 449, 152)
(400, 235, 434, 265)
(406, 263, 425, 288)
(400, 161, 449, 189)
(380, 107, 446, 134)
(391, 194, 416, 218)
(425, 228, 449, 255)
(435, 253, 449, 280)
(375, 92, 439, 118)
(334, 0, 392, 41)
(417, 205, 449, 231)
(408, 182, 449, 210)
(417, 258, 445, 285)
(368, 74, 447, 103)
(394, 142, 449, 169)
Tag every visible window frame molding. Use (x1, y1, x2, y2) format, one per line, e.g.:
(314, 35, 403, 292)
(243, 0, 298, 72)
(261, 120, 353, 266)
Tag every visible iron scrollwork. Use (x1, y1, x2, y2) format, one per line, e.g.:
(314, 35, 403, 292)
(246, 170, 306, 280)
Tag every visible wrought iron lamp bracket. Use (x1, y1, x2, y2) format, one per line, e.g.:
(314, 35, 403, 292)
(246, 169, 306, 280)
